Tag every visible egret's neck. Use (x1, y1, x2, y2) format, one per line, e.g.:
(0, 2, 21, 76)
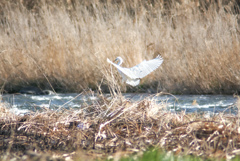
(116, 57, 123, 66)
(117, 60, 123, 66)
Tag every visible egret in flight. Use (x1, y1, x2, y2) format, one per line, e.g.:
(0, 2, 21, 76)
(107, 55, 163, 86)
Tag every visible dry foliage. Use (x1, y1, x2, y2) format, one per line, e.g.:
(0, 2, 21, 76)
(0, 0, 240, 93)
(0, 91, 240, 160)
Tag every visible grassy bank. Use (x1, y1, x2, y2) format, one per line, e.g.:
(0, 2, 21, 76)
(0, 0, 240, 94)
(1, 89, 240, 160)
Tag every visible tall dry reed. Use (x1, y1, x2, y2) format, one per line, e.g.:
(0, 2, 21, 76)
(0, 0, 240, 94)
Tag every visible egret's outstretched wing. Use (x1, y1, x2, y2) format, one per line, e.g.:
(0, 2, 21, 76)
(107, 58, 139, 79)
(129, 55, 163, 78)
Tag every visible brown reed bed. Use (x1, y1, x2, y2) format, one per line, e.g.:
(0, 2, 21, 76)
(0, 91, 240, 160)
(0, 0, 240, 94)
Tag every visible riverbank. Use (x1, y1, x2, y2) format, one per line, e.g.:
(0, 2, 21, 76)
(0, 0, 240, 94)
(1, 91, 240, 160)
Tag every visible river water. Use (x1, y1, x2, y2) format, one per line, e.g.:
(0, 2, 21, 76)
(1, 93, 238, 115)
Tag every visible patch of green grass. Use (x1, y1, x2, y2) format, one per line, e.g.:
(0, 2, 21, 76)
(106, 149, 240, 161)
(105, 149, 198, 161)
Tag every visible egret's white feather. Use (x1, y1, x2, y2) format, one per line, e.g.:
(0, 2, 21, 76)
(107, 55, 163, 86)
(126, 79, 140, 86)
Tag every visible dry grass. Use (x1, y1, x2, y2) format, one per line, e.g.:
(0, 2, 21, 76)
(0, 89, 240, 160)
(0, 0, 240, 94)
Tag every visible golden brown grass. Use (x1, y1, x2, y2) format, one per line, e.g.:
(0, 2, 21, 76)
(1, 90, 240, 160)
(0, 0, 240, 94)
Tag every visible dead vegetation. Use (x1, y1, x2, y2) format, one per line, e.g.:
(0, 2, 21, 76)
(0, 0, 240, 94)
(0, 91, 240, 160)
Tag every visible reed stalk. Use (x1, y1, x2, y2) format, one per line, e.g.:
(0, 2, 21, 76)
(0, 0, 239, 93)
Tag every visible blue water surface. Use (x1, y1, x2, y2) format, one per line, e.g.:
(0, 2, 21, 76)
(1, 93, 238, 115)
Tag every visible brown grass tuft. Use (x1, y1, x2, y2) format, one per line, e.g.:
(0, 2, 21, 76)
(0, 92, 240, 160)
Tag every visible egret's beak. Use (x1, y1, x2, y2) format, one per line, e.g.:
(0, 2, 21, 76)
(114, 59, 118, 62)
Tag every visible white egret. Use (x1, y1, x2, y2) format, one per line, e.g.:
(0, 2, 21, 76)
(107, 55, 163, 86)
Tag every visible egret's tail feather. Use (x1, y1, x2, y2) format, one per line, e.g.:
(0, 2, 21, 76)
(126, 79, 140, 86)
